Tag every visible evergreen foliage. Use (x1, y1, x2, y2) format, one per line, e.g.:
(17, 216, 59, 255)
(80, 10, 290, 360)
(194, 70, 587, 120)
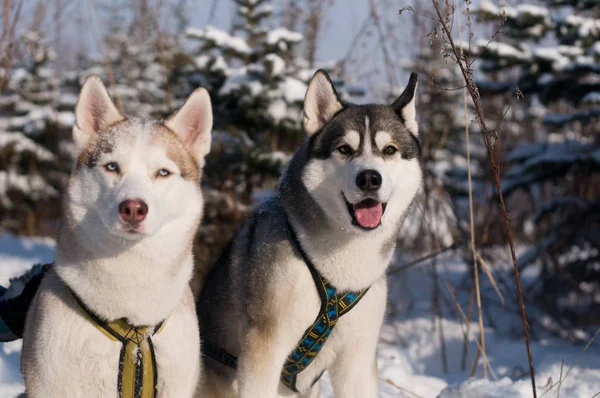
(473, 0, 599, 327)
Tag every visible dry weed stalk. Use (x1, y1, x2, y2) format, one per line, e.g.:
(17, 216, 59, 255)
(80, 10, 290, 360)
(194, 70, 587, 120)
(538, 327, 600, 398)
(382, 378, 426, 398)
(455, 5, 489, 379)
(428, 0, 537, 395)
(416, 199, 498, 380)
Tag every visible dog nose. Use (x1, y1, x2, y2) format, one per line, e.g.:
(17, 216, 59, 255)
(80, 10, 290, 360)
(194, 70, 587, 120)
(119, 199, 148, 224)
(356, 170, 382, 191)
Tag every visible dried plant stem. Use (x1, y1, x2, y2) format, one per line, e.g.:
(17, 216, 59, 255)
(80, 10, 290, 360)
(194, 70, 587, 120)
(539, 327, 600, 398)
(457, 6, 488, 378)
(387, 242, 459, 274)
(556, 360, 564, 398)
(432, 0, 536, 396)
(461, 284, 475, 371)
(415, 201, 496, 379)
(381, 378, 425, 398)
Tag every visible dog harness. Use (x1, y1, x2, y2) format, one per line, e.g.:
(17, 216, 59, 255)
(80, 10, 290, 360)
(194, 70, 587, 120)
(67, 288, 166, 398)
(202, 226, 369, 392)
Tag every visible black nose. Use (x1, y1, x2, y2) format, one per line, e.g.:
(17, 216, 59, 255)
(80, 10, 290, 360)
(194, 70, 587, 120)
(356, 170, 382, 191)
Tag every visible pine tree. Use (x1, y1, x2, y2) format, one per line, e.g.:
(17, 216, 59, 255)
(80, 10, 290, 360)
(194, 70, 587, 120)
(472, 0, 600, 329)
(187, 0, 307, 148)
(0, 31, 72, 235)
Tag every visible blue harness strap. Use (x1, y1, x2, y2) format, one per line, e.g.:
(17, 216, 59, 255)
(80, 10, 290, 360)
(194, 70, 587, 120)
(202, 223, 369, 392)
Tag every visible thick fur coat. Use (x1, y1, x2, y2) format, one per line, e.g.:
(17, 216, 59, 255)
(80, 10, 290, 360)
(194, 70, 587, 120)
(197, 70, 422, 398)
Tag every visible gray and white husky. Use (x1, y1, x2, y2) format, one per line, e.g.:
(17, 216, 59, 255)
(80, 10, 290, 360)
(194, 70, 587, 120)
(21, 76, 212, 397)
(198, 69, 422, 398)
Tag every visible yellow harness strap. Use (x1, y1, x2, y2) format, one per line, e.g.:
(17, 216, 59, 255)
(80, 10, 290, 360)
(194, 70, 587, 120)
(68, 288, 166, 398)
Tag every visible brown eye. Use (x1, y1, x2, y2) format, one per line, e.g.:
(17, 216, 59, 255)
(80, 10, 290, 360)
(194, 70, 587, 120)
(337, 145, 353, 155)
(383, 145, 398, 155)
(104, 162, 119, 173)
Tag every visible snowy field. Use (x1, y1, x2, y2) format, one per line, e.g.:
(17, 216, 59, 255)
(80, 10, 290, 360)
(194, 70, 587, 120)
(0, 233, 599, 398)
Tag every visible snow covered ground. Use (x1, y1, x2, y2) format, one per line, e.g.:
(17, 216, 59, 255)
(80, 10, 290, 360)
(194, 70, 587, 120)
(0, 233, 598, 398)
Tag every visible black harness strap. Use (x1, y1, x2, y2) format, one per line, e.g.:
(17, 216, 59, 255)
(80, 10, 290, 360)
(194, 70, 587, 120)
(202, 223, 369, 392)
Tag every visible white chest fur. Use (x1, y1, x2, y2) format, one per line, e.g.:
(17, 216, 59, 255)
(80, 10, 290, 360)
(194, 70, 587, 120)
(21, 271, 200, 398)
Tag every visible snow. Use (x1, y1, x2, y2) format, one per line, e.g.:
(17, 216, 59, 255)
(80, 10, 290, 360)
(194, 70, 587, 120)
(265, 53, 285, 77)
(563, 15, 600, 39)
(0, 234, 54, 287)
(534, 48, 570, 70)
(475, 2, 550, 39)
(0, 234, 54, 396)
(210, 55, 228, 73)
(557, 45, 584, 58)
(582, 91, 600, 104)
(194, 55, 211, 69)
(186, 25, 252, 55)
(0, 171, 59, 208)
(515, 4, 549, 19)
(57, 111, 75, 127)
(0, 132, 54, 162)
(267, 99, 287, 122)
(281, 77, 307, 103)
(477, 0, 500, 16)
(256, 151, 291, 167)
(58, 92, 78, 108)
(219, 69, 264, 97)
(265, 28, 303, 46)
(476, 40, 531, 62)
(593, 42, 600, 57)
(1, 234, 600, 397)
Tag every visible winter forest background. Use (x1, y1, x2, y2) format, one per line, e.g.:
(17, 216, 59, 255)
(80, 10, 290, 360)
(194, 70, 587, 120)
(0, 0, 599, 397)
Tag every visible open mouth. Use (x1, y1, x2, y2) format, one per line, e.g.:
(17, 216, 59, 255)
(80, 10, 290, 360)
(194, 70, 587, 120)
(344, 194, 387, 230)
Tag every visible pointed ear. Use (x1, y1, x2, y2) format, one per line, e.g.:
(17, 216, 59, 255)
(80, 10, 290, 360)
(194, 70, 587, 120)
(303, 69, 344, 136)
(165, 88, 213, 162)
(73, 75, 124, 150)
(391, 72, 419, 135)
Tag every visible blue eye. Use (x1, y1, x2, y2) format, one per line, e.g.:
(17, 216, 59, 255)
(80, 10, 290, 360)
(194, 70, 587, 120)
(104, 162, 119, 173)
(157, 168, 171, 177)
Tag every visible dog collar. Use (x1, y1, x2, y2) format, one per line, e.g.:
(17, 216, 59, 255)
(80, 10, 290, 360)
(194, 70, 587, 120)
(67, 287, 166, 398)
(202, 222, 369, 392)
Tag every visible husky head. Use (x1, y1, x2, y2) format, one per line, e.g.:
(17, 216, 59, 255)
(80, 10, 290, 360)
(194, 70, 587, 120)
(66, 76, 212, 244)
(283, 70, 421, 236)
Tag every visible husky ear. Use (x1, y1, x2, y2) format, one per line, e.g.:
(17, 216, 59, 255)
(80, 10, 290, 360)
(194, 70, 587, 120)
(303, 69, 344, 136)
(391, 72, 419, 135)
(165, 88, 213, 162)
(73, 75, 124, 150)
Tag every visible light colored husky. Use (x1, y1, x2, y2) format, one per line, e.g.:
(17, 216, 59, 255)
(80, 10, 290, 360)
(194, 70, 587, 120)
(197, 69, 422, 398)
(21, 76, 212, 397)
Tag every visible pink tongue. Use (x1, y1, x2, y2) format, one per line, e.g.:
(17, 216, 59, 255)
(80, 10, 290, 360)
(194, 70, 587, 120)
(353, 201, 383, 228)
